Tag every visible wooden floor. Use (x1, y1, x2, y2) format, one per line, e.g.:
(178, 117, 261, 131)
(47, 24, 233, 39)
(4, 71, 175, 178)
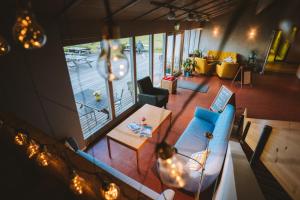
(87, 73, 300, 200)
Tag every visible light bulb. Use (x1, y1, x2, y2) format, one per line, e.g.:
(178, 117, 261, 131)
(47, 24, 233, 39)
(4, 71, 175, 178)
(26, 139, 40, 159)
(174, 22, 180, 31)
(36, 146, 51, 167)
(12, 10, 47, 49)
(70, 171, 85, 195)
(96, 39, 129, 81)
(101, 182, 120, 200)
(14, 132, 28, 146)
(156, 142, 189, 188)
(0, 35, 10, 56)
(157, 155, 188, 188)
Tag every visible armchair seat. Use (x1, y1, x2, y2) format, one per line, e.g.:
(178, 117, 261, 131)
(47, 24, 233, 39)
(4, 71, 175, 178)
(137, 76, 169, 108)
(216, 62, 239, 79)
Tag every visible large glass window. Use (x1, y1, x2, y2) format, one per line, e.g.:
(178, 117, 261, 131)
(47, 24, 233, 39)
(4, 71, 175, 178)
(112, 38, 135, 116)
(184, 28, 202, 57)
(135, 35, 150, 80)
(153, 33, 165, 86)
(166, 34, 174, 75)
(173, 33, 182, 74)
(64, 42, 112, 139)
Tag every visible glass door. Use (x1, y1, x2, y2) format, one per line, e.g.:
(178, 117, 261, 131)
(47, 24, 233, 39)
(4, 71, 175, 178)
(166, 32, 183, 75)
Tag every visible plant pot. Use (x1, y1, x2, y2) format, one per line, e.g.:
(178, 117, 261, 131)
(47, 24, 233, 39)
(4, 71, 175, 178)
(184, 71, 191, 77)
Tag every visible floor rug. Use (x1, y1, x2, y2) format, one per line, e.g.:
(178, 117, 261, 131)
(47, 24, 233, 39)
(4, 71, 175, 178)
(177, 80, 209, 93)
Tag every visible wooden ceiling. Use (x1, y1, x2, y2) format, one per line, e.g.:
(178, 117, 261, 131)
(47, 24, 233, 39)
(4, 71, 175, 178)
(0, 0, 240, 22)
(63, 0, 240, 22)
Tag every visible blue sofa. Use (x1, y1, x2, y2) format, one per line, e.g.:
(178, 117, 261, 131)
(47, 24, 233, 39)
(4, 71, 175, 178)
(174, 104, 235, 192)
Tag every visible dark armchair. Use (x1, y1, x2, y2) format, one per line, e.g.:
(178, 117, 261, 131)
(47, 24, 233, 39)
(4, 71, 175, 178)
(137, 76, 169, 108)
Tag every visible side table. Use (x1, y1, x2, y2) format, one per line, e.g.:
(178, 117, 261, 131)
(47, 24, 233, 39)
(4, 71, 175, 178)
(232, 66, 252, 88)
(161, 78, 177, 94)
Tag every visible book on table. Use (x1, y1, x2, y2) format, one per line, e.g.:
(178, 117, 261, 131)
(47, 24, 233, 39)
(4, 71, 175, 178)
(127, 123, 153, 138)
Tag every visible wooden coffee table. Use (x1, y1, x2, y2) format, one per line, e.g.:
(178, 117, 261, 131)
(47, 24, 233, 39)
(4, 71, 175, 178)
(106, 104, 172, 172)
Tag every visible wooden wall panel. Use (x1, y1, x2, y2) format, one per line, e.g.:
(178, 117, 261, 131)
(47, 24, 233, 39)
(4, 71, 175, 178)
(244, 117, 300, 200)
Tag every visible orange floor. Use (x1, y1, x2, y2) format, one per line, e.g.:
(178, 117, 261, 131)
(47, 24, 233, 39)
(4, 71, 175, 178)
(87, 73, 300, 200)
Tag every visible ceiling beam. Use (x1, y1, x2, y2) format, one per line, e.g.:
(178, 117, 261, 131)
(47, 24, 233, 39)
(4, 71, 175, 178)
(151, 0, 205, 21)
(106, 0, 141, 19)
(132, 0, 178, 21)
(57, 0, 83, 17)
(176, 0, 235, 20)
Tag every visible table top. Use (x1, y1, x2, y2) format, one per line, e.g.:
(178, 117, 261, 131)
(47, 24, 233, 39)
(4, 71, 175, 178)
(74, 89, 108, 111)
(107, 104, 172, 150)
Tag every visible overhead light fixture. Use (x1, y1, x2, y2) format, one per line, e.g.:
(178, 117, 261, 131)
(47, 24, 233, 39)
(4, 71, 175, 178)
(186, 13, 195, 21)
(167, 9, 176, 20)
(12, 2, 47, 50)
(96, 0, 129, 82)
(0, 35, 10, 56)
(248, 28, 257, 40)
(174, 21, 180, 31)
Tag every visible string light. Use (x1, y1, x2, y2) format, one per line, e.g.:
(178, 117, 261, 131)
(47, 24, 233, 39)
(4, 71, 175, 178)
(156, 142, 189, 188)
(14, 131, 28, 146)
(0, 35, 10, 55)
(13, 9, 47, 49)
(101, 182, 120, 200)
(26, 139, 40, 158)
(70, 171, 85, 195)
(96, 39, 129, 81)
(36, 145, 51, 167)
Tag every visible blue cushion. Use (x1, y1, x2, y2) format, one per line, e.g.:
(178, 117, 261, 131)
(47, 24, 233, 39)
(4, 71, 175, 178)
(175, 117, 214, 156)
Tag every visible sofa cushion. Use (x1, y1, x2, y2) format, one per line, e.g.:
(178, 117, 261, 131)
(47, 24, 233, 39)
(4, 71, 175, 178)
(175, 117, 214, 156)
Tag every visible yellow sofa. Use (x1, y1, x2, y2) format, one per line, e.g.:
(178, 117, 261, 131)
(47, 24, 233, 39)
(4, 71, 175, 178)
(207, 50, 239, 79)
(207, 50, 238, 63)
(194, 58, 214, 75)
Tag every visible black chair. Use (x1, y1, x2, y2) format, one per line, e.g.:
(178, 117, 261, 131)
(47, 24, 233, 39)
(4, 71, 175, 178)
(137, 76, 169, 108)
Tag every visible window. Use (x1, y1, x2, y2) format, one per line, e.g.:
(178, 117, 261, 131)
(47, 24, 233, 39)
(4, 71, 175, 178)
(166, 34, 174, 75)
(153, 33, 165, 86)
(135, 35, 150, 80)
(183, 28, 202, 58)
(173, 33, 182, 74)
(64, 42, 112, 139)
(63, 38, 136, 139)
(112, 38, 135, 116)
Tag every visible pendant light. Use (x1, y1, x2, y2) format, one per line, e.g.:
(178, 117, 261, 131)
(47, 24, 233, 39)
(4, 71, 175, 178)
(156, 142, 189, 188)
(0, 35, 10, 55)
(96, 0, 129, 81)
(12, 1, 47, 49)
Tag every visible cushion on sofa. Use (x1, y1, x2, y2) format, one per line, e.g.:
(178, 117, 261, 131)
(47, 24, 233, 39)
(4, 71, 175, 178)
(175, 117, 214, 156)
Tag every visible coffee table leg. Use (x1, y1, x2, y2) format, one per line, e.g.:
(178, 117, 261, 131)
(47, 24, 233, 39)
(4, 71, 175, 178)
(107, 137, 112, 159)
(136, 150, 140, 173)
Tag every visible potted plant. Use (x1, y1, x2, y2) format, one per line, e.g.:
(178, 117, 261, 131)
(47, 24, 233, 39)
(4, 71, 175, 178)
(194, 49, 203, 58)
(182, 58, 196, 77)
(93, 90, 102, 101)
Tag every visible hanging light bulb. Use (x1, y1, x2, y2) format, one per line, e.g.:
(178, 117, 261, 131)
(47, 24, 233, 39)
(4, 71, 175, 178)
(174, 21, 180, 31)
(26, 139, 40, 159)
(36, 145, 51, 167)
(0, 35, 10, 55)
(70, 171, 85, 195)
(101, 182, 120, 200)
(12, 9, 47, 49)
(96, 39, 129, 81)
(14, 131, 28, 146)
(156, 142, 189, 188)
